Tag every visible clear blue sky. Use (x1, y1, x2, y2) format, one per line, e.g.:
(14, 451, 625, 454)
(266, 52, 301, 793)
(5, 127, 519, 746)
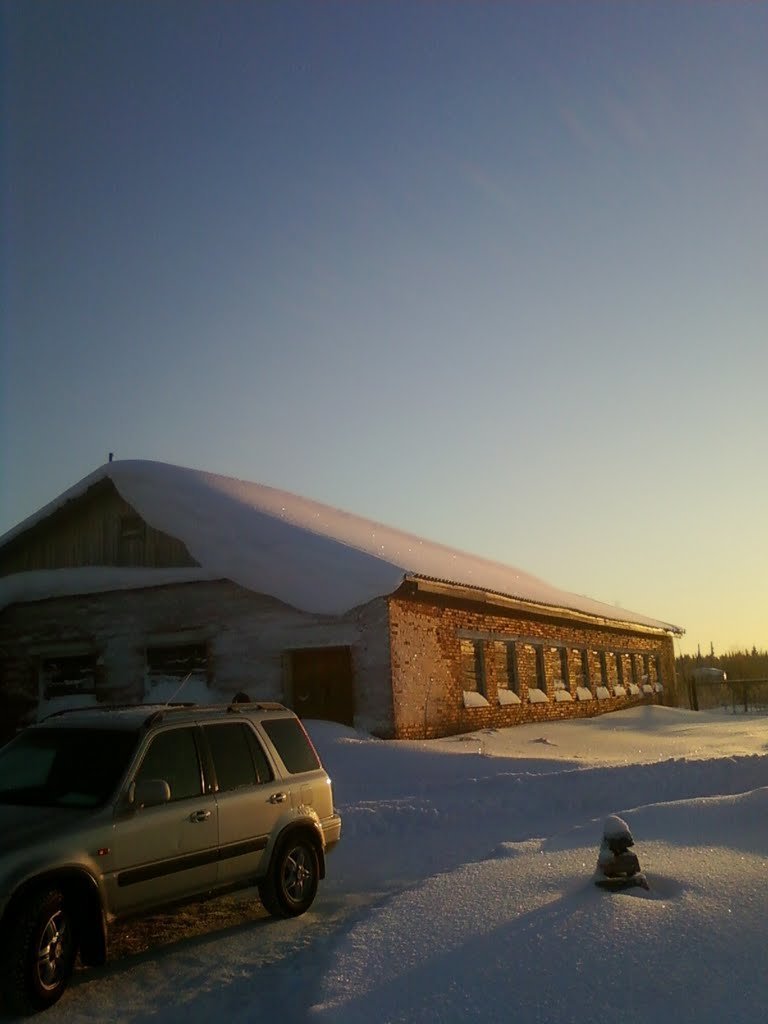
(2, 1, 766, 656)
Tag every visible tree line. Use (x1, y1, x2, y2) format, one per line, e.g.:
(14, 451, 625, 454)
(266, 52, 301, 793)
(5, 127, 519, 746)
(676, 647, 768, 682)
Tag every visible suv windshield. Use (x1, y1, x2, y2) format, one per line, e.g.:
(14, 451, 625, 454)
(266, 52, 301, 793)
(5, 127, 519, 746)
(0, 727, 139, 809)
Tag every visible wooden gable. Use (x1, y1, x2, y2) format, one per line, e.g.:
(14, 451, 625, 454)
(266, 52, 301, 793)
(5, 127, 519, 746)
(0, 479, 198, 575)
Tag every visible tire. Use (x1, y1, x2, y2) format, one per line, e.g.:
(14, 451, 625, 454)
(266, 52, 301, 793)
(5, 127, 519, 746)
(1, 888, 78, 1015)
(259, 836, 319, 918)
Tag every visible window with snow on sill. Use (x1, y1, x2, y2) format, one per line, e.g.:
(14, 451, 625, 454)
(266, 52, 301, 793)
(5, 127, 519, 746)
(498, 689, 521, 706)
(576, 687, 593, 701)
(613, 685, 627, 697)
(463, 690, 490, 709)
(628, 683, 641, 695)
(527, 688, 548, 704)
(596, 686, 611, 700)
(554, 689, 572, 702)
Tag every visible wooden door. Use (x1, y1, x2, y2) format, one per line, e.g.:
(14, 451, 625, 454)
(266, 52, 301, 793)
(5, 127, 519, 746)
(289, 647, 355, 726)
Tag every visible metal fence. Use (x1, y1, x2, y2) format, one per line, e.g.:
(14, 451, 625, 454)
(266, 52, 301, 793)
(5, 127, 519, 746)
(686, 677, 768, 714)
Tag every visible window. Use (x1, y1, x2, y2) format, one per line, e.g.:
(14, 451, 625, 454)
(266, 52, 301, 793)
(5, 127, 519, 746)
(205, 724, 256, 791)
(544, 646, 562, 691)
(569, 649, 587, 689)
(516, 643, 538, 692)
(460, 639, 486, 696)
(261, 719, 320, 774)
(615, 654, 623, 686)
(492, 642, 519, 695)
(0, 728, 138, 809)
(146, 643, 208, 681)
(135, 728, 202, 801)
(588, 650, 602, 687)
(145, 643, 209, 700)
(630, 654, 640, 686)
(599, 651, 609, 686)
(40, 652, 98, 700)
(205, 723, 273, 790)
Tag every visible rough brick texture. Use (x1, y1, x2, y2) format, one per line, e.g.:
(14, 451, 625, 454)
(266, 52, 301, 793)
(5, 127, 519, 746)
(0, 578, 677, 741)
(387, 587, 677, 739)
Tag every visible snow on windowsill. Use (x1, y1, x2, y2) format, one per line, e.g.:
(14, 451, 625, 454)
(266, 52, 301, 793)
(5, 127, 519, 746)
(527, 688, 549, 704)
(628, 683, 641, 695)
(596, 686, 611, 700)
(655, 683, 664, 692)
(642, 684, 654, 694)
(554, 689, 572, 702)
(463, 690, 490, 709)
(498, 689, 521, 705)
(576, 687, 593, 701)
(613, 686, 627, 697)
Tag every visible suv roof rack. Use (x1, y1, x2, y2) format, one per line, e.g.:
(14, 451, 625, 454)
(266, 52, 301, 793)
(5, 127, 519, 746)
(42, 702, 198, 721)
(42, 700, 289, 727)
(142, 701, 289, 729)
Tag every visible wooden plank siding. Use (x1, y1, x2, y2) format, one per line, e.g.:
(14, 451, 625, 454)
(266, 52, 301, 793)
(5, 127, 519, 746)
(0, 480, 197, 575)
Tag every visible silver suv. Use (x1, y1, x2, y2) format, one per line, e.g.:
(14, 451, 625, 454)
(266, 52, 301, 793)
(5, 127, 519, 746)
(0, 701, 342, 1014)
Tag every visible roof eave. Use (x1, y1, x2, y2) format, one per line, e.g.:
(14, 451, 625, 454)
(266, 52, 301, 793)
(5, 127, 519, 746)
(404, 575, 684, 637)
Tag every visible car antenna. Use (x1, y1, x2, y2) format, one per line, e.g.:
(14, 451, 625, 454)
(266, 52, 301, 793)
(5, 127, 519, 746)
(165, 671, 193, 705)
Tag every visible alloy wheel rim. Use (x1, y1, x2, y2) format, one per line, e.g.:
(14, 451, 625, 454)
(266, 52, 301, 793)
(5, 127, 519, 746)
(283, 847, 313, 903)
(36, 910, 71, 991)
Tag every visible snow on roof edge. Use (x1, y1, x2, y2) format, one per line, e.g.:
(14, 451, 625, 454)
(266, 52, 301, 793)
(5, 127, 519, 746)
(407, 574, 683, 635)
(0, 460, 684, 633)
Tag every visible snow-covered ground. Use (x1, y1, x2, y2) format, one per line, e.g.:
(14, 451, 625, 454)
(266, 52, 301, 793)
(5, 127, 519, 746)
(11, 707, 768, 1024)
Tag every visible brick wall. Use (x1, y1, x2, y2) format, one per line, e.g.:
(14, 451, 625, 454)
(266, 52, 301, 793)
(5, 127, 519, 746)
(0, 578, 677, 741)
(388, 588, 677, 739)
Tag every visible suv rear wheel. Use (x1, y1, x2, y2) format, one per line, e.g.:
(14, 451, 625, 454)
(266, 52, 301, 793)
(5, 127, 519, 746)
(259, 836, 319, 918)
(1, 888, 78, 1015)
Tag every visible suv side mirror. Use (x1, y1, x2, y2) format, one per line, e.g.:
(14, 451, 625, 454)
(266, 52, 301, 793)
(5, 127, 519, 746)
(132, 778, 171, 809)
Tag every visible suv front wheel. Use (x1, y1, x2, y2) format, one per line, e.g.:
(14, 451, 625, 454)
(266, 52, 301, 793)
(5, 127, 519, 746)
(259, 836, 319, 918)
(1, 888, 78, 1015)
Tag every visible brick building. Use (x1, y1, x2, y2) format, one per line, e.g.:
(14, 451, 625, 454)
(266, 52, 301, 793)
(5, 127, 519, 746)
(0, 460, 683, 739)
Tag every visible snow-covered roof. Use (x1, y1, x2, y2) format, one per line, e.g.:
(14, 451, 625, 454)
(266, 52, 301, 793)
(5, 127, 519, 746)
(0, 460, 682, 632)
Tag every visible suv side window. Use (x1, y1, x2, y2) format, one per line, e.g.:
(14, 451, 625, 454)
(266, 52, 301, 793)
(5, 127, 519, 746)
(204, 723, 273, 791)
(135, 728, 202, 801)
(260, 718, 320, 774)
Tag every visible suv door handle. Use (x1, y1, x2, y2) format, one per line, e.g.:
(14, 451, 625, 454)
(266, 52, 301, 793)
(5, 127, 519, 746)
(190, 809, 212, 822)
(269, 792, 288, 804)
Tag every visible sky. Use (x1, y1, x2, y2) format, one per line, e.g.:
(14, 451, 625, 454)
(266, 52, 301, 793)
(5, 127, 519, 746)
(2, 1, 766, 657)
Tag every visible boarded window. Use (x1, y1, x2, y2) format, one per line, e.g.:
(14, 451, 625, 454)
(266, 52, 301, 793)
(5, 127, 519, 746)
(597, 651, 609, 686)
(491, 641, 519, 695)
(631, 653, 641, 686)
(620, 653, 633, 687)
(544, 646, 568, 691)
(516, 643, 538, 692)
(588, 651, 602, 687)
(146, 643, 208, 687)
(40, 653, 98, 700)
(568, 649, 586, 689)
(606, 653, 619, 687)
(460, 639, 486, 695)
